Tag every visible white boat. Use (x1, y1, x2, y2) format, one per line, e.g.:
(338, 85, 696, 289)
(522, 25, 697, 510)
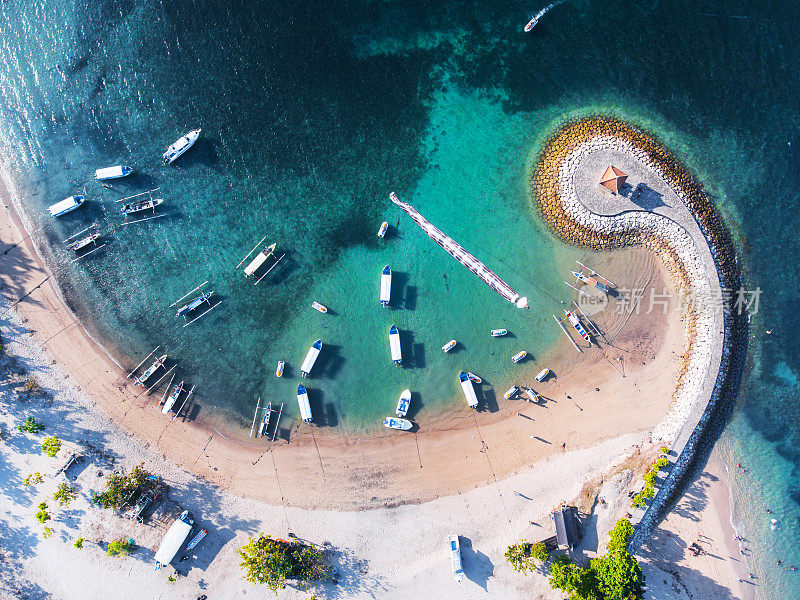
(512, 350, 527, 364)
(380, 265, 392, 308)
(48, 195, 85, 217)
(297, 384, 313, 422)
(243, 243, 276, 277)
(389, 324, 402, 365)
(176, 291, 213, 320)
(490, 328, 508, 337)
(258, 401, 272, 437)
(95, 165, 133, 180)
(503, 385, 519, 400)
(466, 371, 482, 384)
(161, 381, 184, 415)
(442, 339, 457, 353)
(377, 221, 388, 238)
(395, 388, 411, 417)
(154, 510, 194, 570)
(524, 387, 542, 403)
(300, 340, 322, 378)
(449, 535, 464, 583)
(383, 417, 412, 430)
(121, 196, 163, 216)
(135, 354, 167, 386)
(459, 371, 479, 409)
(66, 233, 100, 253)
(535, 368, 551, 382)
(163, 128, 201, 165)
(565, 310, 591, 343)
(312, 301, 328, 314)
(276, 361, 285, 377)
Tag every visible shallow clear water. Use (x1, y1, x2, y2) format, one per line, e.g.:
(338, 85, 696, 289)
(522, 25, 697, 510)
(2, 1, 800, 596)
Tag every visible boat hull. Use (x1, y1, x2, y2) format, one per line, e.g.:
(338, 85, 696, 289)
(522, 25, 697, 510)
(459, 372, 479, 409)
(163, 129, 201, 165)
(395, 388, 411, 417)
(380, 266, 392, 307)
(442, 340, 457, 353)
(490, 329, 508, 337)
(297, 385, 313, 422)
(95, 165, 133, 180)
(383, 417, 412, 430)
(389, 325, 402, 364)
(49, 195, 85, 217)
(512, 351, 527, 363)
(300, 340, 322, 377)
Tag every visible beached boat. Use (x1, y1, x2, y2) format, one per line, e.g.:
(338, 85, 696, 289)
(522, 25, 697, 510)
(163, 128, 201, 165)
(66, 233, 100, 253)
(503, 385, 519, 400)
(154, 510, 194, 570)
(449, 535, 464, 583)
(95, 165, 133, 180)
(442, 339, 457, 353)
(395, 388, 411, 417)
(176, 291, 213, 320)
(466, 372, 482, 384)
(161, 381, 184, 415)
(389, 324, 402, 365)
(524, 387, 542, 403)
(380, 265, 392, 308)
(276, 361, 285, 377)
(535, 368, 551, 382)
(490, 328, 508, 337)
(297, 384, 313, 423)
(377, 221, 388, 238)
(121, 196, 163, 216)
(258, 402, 272, 437)
(300, 340, 322, 377)
(312, 301, 328, 313)
(459, 371, 479, 409)
(383, 417, 412, 430)
(571, 270, 609, 294)
(185, 528, 207, 553)
(135, 354, 167, 386)
(564, 310, 592, 342)
(48, 195, 85, 218)
(512, 350, 527, 363)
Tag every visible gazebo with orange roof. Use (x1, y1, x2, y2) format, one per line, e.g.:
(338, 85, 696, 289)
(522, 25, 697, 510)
(598, 165, 628, 194)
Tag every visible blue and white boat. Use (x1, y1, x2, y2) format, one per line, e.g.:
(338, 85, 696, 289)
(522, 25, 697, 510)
(389, 324, 402, 365)
(297, 384, 313, 422)
(490, 328, 508, 337)
(300, 339, 322, 377)
(459, 371, 479, 409)
(176, 291, 213, 321)
(95, 165, 133, 180)
(163, 128, 201, 165)
(48, 195, 85, 217)
(395, 388, 411, 417)
(154, 510, 194, 571)
(162, 381, 184, 415)
(380, 265, 392, 308)
(565, 310, 592, 343)
(383, 416, 412, 430)
(449, 535, 464, 583)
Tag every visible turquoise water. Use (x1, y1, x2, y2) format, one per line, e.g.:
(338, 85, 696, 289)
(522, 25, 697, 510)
(1, 1, 800, 596)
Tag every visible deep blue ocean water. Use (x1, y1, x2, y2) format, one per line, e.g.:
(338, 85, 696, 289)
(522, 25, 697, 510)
(1, 1, 799, 595)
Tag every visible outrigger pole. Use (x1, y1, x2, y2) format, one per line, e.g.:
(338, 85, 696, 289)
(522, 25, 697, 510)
(236, 236, 267, 269)
(254, 254, 285, 285)
(127, 346, 161, 379)
(182, 300, 222, 327)
(114, 188, 161, 203)
(145, 363, 176, 396)
(173, 385, 196, 421)
(572, 300, 604, 341)
(159, 372, 177, 407)
(271, 402, 284, 442)
(170, 281, 209, 307)
(553, 314, 582, 353)
(64, 223, 97, 241)
(249, 398, 262, 438)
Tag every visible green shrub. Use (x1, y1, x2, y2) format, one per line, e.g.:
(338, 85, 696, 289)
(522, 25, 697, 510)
(23, 377, 44, 395)
(107, 537, 133, 557)
(660, 446, 670, 454)
(238, 534, 329, 594)
(607, 519, 633, 554)
(74, 537, 85, 549)
(35, 502, 50, 524)
(42, 527, 53, 539)
(17, 416, 45, 434)
(23, 472, 44, 487)
(53, 483, 77, 506)
(92, 463, 150, 510)
(530, 541, 550, 563)
(41, 436, 61, 457)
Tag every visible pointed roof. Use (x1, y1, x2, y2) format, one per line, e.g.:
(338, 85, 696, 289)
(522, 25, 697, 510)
(599, 165, 628, 194)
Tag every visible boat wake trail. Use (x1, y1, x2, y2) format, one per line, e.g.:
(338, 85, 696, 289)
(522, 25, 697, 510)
(526, 0, 568, 31)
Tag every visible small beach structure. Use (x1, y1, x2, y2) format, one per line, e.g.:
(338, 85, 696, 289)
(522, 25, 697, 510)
(300, 339, 322, 377)
(390, 192, 528, 309)
(389, 324, 402, 365)
(296, 384, 313, 423)
(395, 388, 412, 417)
(95, 165, 133, 180)
(236, 237, 286, 285)
(380, 265, 392, 307)
(552, 505, 580, 549)
(163, 128, 201, 165)
(598, 165, 628, 194)
(449, 535, 464, 583)
(154, 510, 194, 570)
(48, 195, 85, 217)
(459, 371, 479, 409)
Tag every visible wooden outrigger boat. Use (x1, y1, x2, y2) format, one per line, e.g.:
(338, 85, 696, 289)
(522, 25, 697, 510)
(163, 128, 201, 165)
(161, 380, 184, 415)
(170, 281, 222, 327)
(135, 354, 168, 386)
(65, 224, 105, 260)
(258, 401, 272, 438)
(565, 261, 615, 296)
(117, 188, 165, 225)
(236, 237, 285, 285)
(564, 310, 591, 343)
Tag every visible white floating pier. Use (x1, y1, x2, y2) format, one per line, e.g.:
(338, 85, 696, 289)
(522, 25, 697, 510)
(300, 339, 322, 378)
(296, 384, 313, 423)
(380, 265, 392, 307)
(389, 324, 402, 365)
(459, 371, 479, 409)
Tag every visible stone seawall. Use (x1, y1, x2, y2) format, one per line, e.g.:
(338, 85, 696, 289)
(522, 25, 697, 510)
(530, 116, 748, 548)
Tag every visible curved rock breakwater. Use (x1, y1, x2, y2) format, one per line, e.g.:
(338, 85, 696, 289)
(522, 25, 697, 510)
(530, 116, 748, 547)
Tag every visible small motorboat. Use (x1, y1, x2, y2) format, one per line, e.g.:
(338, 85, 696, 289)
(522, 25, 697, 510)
(176, 291, 213, 321)
(503, 385, 519, 400)
(380, 265, 392, 308)
(312, 301, 328, 314)
(95, 165, 133, 180)
(383, 417, 412, 431)
(449, 536, 464, 583)
(275, 361, 285, 377)
(466, 372, 482, 384)
(297, 384, 313, 423)
(535, 368, 551, 382)
(395, 388, 411, 417)
(48, 195, 85, 218)
(459, 371, 479, 409)
(163, 128, 201, 165)
(441, 339, 457, 353)
(301, 340, 323, 377)
(389, 324, 402, 365)
(524, 387, 542, 403)
(490, 328, 508, 337)
(135, 354, 168, 386)
(524, 16, 538, 31)
(161, 381, 184, 415)
(377, 221, 389, 238)
(512, 350, 527, 364)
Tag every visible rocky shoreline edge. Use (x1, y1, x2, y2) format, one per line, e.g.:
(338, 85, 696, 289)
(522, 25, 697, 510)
(531, 116, 749, 547)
